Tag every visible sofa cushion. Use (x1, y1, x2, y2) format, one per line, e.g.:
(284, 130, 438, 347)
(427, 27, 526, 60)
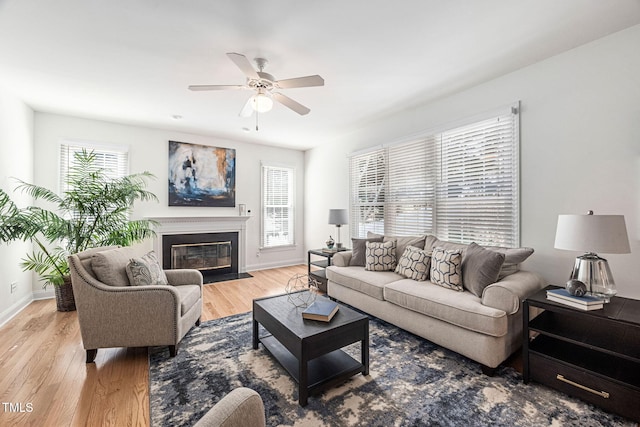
(489, 247, 534, 279)
(395, 246, 431, 281)
(367, 232, 426, 261)
(430, 247, 463, 291)
(425, 235, 534, 279)
(91, 246, 137, 287)
(424, 236, 467, 254)
(365, 240, 397, 271)
(462, 243, 505, 297)
(174, 284, 201, 315)
(126, 251, 169, 286)
(383, 279, 508, 337)
(350, 237, 384, 266)
(326, 265, 402, 301)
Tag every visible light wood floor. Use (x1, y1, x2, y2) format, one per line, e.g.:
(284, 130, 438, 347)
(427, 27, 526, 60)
(0, 264, 307, 427)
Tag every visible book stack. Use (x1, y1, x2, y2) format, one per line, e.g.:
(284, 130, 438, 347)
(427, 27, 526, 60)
(546, 288, 604, 311)
(322, 248, 337, 253)
(302, 300, 339, 322)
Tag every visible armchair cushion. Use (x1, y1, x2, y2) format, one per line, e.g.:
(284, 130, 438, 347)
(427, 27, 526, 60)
(126, 251, 168, 286)
(91, 246, 137, 287)
(175, 285, 202, 315)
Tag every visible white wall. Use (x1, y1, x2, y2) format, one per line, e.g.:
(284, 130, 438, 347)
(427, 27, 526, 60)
(305, 24, 640, 299)
(0, 89, 34, 324)
(33, 113, 306, 274)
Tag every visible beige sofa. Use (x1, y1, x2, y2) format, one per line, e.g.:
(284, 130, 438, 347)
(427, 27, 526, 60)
(68, 245, 203, 362)
(326, 235, 546, 374)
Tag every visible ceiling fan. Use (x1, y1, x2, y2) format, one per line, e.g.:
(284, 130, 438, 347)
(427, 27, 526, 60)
(188, 52, 324, 117)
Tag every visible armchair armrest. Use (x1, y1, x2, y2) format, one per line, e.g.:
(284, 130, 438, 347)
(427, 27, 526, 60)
(481, 270, 546, 314)
(75, 282, 183, 348)
(194, 387, 265, 427)
(165, 269, 203, 287)
(332, 251, 352, 267)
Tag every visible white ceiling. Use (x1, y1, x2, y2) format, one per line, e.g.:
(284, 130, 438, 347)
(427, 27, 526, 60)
(1, 1, 639, 151)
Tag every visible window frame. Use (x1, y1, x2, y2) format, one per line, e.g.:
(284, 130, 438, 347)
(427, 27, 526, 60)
(260, 163, 296, 249)
(59, 139, 130, 195)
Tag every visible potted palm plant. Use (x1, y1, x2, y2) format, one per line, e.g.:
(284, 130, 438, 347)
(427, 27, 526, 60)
(0, 149, 158, 311)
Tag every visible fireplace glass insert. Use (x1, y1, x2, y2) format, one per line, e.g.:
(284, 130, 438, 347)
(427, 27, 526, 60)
(171, 241, 232, 271)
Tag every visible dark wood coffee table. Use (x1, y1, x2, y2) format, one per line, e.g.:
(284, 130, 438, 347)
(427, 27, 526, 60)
(252, 291, 369, 406)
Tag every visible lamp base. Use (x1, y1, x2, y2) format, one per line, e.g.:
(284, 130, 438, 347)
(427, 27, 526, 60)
(569, 253, 617, 302)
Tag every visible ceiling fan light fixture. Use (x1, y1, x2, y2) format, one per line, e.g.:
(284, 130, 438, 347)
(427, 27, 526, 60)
(251, 92, 273, 113)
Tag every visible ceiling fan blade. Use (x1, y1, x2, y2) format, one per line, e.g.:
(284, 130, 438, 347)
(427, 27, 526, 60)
(227, 52, 260, 80)
(275, 75, 324, 89)
(273, 92, 311, 115)
(188, 84, 246, 91)
(239, 96, 254, 118)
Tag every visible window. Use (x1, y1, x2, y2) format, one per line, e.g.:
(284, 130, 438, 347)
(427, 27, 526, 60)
(59, 140, 129, 194)
(349, 105, 519, 247)
(261, 164, 295, 248)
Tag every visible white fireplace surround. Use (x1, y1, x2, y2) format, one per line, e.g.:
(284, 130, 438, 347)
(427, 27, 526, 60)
(148, 216, 251, 273)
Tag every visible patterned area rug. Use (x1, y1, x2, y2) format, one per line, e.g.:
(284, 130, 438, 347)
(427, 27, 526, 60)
(149, 312, 634, 427)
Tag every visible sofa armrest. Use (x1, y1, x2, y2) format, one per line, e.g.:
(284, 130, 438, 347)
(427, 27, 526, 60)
(481, 270, 546, 315)
(165, 269, 203, 288)
(332, 251, 352, 267)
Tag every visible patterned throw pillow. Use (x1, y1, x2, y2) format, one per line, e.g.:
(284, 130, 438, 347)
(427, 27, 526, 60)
(430, 247, 463, 291)
(365, 240, 397, 271)
(126, 251, 169, 286)
(395, 245, 431, 281)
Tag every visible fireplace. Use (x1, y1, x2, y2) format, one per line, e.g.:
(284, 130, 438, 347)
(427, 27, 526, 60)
(149, 216, 251, 283)
(162, 232, 238, 282)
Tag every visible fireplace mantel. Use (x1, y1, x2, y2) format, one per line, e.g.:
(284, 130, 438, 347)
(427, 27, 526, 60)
(148, 216, 251, 273)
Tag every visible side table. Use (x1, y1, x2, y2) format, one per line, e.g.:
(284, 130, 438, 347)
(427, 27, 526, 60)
(307, 249, 348, 293)
(523, 286, 640, 422)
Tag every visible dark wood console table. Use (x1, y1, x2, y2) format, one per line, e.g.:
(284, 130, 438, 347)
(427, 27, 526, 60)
(523, 286, 640, 422)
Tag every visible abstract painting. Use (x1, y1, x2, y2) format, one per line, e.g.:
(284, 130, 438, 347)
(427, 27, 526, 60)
(168, 141, 236, 207)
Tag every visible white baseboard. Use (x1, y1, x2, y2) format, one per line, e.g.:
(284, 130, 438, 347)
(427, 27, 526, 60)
(33, 288, 55, 300)
(246, 258, 305, 272)
(0, 293, 34, 328)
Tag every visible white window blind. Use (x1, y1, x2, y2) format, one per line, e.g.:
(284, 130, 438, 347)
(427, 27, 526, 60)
(261, 164, 295, 248)
(349, 106, 519, 247)
(349, 148, 386, 237)
(59, 141, 129, 194)
(436, 113, 519, 247)
(385, 137, 436, 236)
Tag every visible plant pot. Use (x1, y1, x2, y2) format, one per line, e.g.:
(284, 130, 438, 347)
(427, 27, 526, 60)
(54, 277, 76, 312)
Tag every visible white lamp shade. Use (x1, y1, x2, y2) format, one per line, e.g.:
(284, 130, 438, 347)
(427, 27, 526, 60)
(328, 209, 349, 225)
(554, 214, 631, 254)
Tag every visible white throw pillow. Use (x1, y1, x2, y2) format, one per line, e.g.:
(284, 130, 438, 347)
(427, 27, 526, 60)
(395, 245, 431, 281)
(365, 240, 397, 271)
(430, 247, 463, 291)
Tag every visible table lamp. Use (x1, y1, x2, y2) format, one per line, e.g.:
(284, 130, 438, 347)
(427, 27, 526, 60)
(554, 210, 630, 302)
(328, 209, 349, 250)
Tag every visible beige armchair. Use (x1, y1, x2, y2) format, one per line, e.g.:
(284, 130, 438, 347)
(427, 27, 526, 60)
(68, 245, 203, 362)
(194, 388, 265, 427)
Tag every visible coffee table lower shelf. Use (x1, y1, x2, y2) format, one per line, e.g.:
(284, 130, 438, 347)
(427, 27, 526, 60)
(259, 334, 364, 398)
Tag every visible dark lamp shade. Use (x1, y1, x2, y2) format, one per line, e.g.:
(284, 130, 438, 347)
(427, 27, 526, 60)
(328, 209, 348, 226)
